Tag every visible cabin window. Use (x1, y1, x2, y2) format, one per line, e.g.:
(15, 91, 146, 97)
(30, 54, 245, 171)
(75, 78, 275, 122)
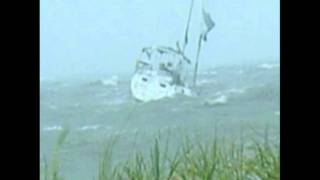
(160, 83, 166, 88)
(142, 77, 148, 82)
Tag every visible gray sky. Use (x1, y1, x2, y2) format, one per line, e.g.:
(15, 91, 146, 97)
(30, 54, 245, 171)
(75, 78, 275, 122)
(40, 0, 279, 78)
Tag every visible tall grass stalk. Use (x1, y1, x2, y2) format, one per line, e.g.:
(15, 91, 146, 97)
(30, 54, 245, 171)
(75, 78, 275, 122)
(41, 127, 69, 180)
(42, 126, 279, 180)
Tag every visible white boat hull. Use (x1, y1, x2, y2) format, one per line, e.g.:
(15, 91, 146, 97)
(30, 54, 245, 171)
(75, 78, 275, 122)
(130, 70, 192, 102)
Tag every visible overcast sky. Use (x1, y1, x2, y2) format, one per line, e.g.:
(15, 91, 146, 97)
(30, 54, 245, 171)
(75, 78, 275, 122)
(40, 0, 279, 78)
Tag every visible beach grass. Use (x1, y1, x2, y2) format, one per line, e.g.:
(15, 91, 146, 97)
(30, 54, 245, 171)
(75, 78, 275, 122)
(41, 127, 69, 180)
(41, 127, 279, 180)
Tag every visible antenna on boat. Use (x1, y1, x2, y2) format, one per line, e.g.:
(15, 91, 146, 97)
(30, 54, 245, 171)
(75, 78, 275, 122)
(192, 0, 215, 88)
(182, 0, 195, 53)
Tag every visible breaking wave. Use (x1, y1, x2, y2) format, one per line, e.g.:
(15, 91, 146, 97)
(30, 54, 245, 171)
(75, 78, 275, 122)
(203, 94, 228, 106)
(78, 125, 101, 131)
(258, 63, 280, 69)
(89, 76, 119, 87)
(42, 125, 63, 132)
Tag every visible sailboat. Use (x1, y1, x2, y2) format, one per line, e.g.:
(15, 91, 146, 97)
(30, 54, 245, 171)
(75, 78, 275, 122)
(130, 0, 215, 102)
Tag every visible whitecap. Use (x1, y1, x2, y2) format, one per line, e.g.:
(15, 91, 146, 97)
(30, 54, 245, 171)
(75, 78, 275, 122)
(89, 76, 119, 87)
(101, 76, 119, 86)
(226, 88, 246, 94)
(258, 63, 280, 69)
(212, 95, 228, 104)
(198, 79, 211, 85)
(203, 95, 228, 106)
(214, 88, 246, 97)
(202, 71, 218, 76)
(79, 125, 100, 131)
(43, 125, 62, 132)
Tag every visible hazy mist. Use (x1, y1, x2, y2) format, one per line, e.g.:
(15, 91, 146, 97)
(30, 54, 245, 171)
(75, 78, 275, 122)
(40, 0, 279, 79)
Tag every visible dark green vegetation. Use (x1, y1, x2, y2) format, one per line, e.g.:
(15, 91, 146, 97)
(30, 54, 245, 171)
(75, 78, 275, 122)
(41, 127, 279, 180)
(41, 128, 69, 180)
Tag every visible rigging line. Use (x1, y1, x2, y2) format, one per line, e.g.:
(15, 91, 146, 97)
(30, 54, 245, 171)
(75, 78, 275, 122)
(182, 0, 195, 53)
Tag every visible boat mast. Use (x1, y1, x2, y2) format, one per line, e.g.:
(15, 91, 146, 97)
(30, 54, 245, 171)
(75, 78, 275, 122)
(192, 34, 203, 88)
(182, 0, 194, 53)
(192, 0, 215, 88)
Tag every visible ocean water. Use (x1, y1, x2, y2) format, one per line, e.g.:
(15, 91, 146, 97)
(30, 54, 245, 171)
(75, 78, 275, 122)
(40, 61, 279, 180)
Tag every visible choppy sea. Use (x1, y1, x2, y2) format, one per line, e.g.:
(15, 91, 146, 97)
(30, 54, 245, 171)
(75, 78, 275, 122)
(40, 61, 280, 180)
